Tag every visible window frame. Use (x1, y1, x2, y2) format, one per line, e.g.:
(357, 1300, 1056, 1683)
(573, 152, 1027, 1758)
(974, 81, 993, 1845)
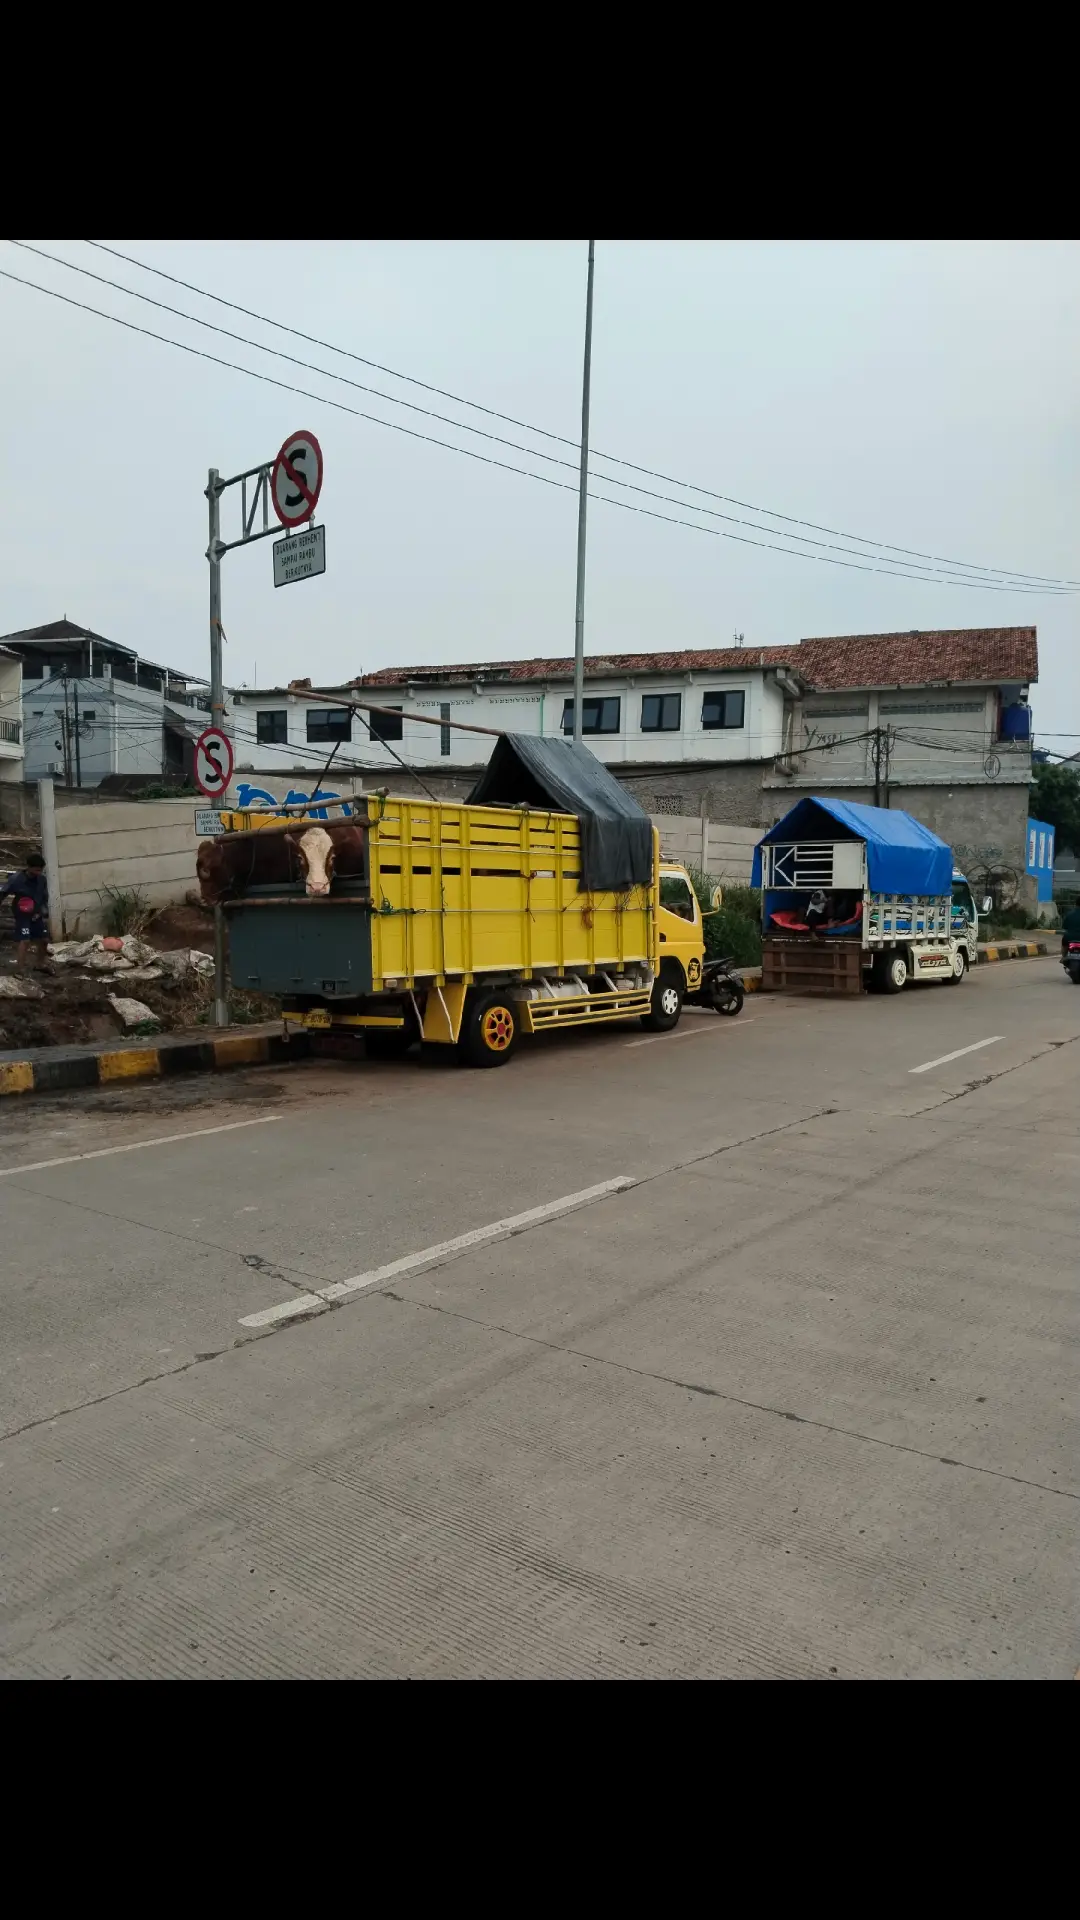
(701, 689, 746, 731)
(561, 695, 621, 736)
(641, 692, 682, 733)
(256, 708, 289, 745)
(367, 705, 404, 744)
(305, 706, 353, 744)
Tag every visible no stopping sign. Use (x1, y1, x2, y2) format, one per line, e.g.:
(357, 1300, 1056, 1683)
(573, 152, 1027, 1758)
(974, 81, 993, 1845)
(195, 727, 234, 800)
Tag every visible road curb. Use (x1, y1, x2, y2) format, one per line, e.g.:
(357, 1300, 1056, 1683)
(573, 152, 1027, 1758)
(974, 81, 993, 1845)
(737, 967, 763, 993)
(0, 1024, 309, 1098)
(978, 940, 1051, 963)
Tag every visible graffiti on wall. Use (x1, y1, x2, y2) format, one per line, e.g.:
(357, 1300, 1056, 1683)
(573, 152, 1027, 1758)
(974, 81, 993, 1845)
(234, 783, 354, 819)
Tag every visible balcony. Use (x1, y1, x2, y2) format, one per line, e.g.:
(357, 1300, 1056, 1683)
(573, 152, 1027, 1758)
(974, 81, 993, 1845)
(0, 716, 22, 752)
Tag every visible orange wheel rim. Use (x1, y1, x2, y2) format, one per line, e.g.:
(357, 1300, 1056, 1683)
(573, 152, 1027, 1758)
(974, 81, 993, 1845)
(482, 1006, 514, 1050)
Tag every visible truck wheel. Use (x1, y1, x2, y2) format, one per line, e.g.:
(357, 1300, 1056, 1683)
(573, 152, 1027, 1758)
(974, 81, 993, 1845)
(943, 948, 968, 985)
(460, 990, 519, 1067)
(875, 950, 908, 994)
(640, 968, 684, 1031)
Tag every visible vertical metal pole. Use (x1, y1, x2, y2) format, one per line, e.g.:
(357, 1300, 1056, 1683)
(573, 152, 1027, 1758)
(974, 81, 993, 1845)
(73, 680, 82, 788)
(572, 240, 596, 745)
(207, 466, 229, 1028)
(38, 778, 63, 943)
(61, 675, 73, 788)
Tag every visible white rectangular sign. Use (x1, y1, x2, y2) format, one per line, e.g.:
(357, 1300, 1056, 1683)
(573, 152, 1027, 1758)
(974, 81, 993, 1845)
(194, 808, 225, 836)
(273, 523, 326, 588)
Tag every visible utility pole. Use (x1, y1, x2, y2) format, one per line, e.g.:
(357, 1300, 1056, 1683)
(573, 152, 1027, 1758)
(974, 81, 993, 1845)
(871, 726, 893, 808)
(60, 675, 73, 789)
(72, 680, 82, 789)
(572, 240, 596, 745)
(206, 466, 229, 1028)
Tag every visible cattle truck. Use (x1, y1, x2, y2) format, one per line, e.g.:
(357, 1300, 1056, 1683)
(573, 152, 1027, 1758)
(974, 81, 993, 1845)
(208, 736, 707, 1068)
(753, 795, 972, 995)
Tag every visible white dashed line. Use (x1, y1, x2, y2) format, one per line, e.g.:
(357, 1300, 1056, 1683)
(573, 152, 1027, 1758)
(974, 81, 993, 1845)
(0, 1115, 282, 1179)
(909, 1037, 1003, 1075)
(239, 1176, 636, 1329)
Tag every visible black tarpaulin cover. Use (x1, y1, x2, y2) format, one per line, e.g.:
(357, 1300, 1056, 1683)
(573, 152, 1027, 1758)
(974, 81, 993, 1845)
(466, 735, 653, 892)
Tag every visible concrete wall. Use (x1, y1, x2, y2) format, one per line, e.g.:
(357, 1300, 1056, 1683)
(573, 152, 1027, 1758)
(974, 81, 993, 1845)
(652, 816, 758, 880)
(53, 798, 202, 935)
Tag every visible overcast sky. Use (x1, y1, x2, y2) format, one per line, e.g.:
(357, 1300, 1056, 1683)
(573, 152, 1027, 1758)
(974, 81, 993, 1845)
(2, 240, 1077, 745)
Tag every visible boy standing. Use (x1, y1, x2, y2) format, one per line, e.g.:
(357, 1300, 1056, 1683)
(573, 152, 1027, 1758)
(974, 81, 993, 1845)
(0, 852, 50, 970)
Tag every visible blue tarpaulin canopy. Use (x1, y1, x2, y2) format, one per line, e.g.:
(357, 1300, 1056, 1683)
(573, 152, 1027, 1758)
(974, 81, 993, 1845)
(752, 797, 953, 897)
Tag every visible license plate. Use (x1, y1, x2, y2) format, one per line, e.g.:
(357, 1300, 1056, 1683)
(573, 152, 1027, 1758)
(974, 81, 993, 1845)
(305, 1008, 332, 1030)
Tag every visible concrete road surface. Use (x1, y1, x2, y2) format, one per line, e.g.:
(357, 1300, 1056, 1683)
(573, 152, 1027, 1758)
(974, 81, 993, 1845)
(1, 957, 1076, 1678)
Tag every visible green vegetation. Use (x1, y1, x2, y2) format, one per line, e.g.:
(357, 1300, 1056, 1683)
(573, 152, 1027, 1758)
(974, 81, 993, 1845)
(97, 884, 152, 937)
(685, 866, 762, 967)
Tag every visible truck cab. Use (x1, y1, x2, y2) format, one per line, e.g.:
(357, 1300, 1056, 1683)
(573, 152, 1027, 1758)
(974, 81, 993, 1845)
(658, 865, 705, 994)
(951, 869, 981, 963)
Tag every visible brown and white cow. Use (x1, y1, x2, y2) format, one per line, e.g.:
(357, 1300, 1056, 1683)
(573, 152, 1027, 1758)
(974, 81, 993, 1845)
(196, 820, 367, 906)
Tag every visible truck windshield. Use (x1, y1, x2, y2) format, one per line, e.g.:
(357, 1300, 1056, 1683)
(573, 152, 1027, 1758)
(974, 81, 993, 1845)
(660, 874, 697, 921)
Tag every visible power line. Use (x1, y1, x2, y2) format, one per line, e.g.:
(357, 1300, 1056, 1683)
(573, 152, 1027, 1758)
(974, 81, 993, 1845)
(17, 240, 1068, 596)
(81, 237, 1080, 593)
(1, 254, 1072, 598)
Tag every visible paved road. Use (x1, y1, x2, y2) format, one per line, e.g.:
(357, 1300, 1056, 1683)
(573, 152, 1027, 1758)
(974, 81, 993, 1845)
(1, 958, 1076, 1678)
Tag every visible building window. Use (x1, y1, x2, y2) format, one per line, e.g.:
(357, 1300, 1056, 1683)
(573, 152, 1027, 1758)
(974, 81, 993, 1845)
(561, 696, 621, 735)
(257, 710, 288, 745)
(81, 710, 96, 722)
(440, 702, 451, 757)
(367, 705, 404, 743)
(306, 707, 352, 744)
(641, 693, 681, 733)
(702, 690, 746, 730)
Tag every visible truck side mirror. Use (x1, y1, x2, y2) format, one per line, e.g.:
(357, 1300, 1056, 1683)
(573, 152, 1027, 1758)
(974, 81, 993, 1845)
(981, 896, 993, 914)
(711, 885, 724, 911)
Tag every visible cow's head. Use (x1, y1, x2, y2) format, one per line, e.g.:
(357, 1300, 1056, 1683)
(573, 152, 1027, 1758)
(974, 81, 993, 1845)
(296, 825, 335, 896)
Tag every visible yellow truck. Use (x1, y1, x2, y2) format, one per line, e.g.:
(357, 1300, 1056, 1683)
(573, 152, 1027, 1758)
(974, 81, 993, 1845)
(209, 738, 708, 1067)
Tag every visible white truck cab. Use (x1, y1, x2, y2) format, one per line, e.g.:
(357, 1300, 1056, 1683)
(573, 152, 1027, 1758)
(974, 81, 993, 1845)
(951, 868, 990, 965)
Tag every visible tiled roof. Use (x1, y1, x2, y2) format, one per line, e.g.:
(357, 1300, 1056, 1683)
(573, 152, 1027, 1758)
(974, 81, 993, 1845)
(795, 628, 1037, 690)
(356, 627, 1037, 692)
(357, 647, 796, 687)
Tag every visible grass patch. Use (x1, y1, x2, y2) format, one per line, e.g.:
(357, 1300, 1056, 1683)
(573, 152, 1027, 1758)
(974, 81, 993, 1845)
(97, 885, 153, 937)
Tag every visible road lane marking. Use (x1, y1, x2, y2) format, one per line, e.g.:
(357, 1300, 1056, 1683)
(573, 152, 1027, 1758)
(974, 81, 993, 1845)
(239, 1176, 636, 1329)
(909, 1037, 1003, 1075)
(626, 1020, 754, 1049)
(0, 1115, 282, 1179)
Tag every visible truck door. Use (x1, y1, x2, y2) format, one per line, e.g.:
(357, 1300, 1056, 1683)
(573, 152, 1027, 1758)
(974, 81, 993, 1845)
(658, 868, 704, 990)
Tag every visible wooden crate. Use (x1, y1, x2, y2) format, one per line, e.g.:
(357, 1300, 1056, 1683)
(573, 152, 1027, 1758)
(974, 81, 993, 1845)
(762, 935, 865, 996)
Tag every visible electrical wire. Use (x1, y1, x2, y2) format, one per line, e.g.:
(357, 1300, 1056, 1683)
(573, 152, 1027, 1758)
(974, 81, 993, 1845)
(12, 239, 1070, 597)
(1, 255, 1072, 597)
(80, 237, 1080, 593)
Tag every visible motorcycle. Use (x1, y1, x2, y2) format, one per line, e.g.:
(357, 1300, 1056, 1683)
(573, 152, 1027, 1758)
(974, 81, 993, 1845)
(1063, 940, 1080, 986)
(687, 954, 745, 1016)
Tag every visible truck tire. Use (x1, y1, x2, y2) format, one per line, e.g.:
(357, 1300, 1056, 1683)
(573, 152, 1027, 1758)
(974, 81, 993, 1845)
(943, 948, 968, 985)
(875, 950, 908, 994)
(459, 989, 519, 1067)
(640, 966, 684, 1031)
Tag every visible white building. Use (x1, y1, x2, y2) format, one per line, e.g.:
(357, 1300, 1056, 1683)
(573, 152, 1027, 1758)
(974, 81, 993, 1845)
(230, 647, 800, 784)
(0, 619, 210, 790)
(0, 646, 24, 790)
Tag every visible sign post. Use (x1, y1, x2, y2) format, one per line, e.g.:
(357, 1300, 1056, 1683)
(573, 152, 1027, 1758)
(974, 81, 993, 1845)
(204, 430, 325, 1024)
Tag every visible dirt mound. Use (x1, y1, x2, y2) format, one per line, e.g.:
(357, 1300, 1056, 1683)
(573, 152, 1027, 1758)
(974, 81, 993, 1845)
(143, 904, 214, 954)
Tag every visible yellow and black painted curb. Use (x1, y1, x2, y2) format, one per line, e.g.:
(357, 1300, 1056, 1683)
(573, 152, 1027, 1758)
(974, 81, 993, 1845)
(0, 1028, 309, 1099)
(738, 968, 763, 994)
(978, 941, 1051, 963)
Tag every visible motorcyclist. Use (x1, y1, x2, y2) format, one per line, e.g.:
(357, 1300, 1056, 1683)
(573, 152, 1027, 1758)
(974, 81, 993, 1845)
(1061, 900, 1080, 959)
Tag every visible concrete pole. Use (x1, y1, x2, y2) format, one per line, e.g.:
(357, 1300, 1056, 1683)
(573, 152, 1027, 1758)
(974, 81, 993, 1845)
(572, 240, 596, 745)
(38, 777, 63, 943)
(206, 467, 229, 1028)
